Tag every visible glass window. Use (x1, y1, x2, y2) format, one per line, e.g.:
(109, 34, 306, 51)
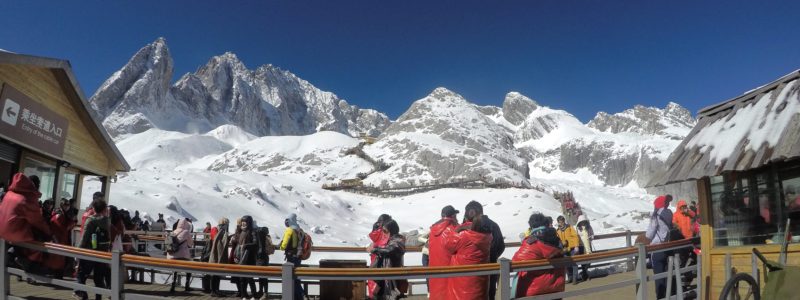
(22, 157, 56, 201)
(61, 172, 77, 200)
(712, 163, 800, 247)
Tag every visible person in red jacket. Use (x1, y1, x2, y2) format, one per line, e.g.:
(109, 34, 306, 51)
(428, 205, 460, 299)
(46, 200, 78, 277)
(444, 206, 492, 300)
(0, 173, 51, 271)
(513, 212, 566, 297)
(367, 214, 392, 298)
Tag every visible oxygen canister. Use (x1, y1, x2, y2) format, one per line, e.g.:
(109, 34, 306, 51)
(91, 233, 98, 249)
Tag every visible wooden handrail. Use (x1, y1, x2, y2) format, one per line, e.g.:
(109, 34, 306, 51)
(131, 230, 645, 253)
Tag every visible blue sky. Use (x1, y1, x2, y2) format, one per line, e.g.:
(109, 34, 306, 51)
(2, 1, 799, 121)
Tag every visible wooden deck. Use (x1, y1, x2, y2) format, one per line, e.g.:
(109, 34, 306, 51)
(8, 270, 692, 300)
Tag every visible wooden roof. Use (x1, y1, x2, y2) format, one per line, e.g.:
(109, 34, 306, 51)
(649, 69, 800, 186)
(0, 51, 130, 173)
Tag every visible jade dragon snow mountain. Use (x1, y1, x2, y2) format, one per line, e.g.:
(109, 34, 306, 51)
(84, 38, 696, 249)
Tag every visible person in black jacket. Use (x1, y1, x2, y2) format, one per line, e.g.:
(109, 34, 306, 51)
(465, 200, 505, 300)
(370, 219, 407, 300)
(254, 223, 274, 300)
(235, 215, 258, 299)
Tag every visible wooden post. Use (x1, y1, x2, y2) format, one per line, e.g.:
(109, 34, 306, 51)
(111, 250, 122, 300)
(636, 243, 648, 300)
(499, 258, 511, 300)
(282, 262, 295, 300)
(1, 239, 8, 299)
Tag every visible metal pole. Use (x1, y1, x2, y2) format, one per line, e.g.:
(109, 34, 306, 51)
(751, 252, 759, 287)
(674, 253, 683, 300)
(111, 250, 122, 300)
(626, 230, 634, 271)
(666, 255, 674, 300)
(499, 258, 511, 300)
(1, 240, 8, 300)
(696, 255, 702, 300)
(724, 253, 731, 284)
(282, 262, 295, 300)
(636, 243, 648, 300)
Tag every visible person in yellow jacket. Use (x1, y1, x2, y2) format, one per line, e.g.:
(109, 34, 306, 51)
(279, 213, 304, 299)
(556, 215, 580, 282)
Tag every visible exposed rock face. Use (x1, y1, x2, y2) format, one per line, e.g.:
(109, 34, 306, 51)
(364, 88, 530, 188)
(91, 38, 391, 138)
(588, 102, 695, 140)
(502, 92, 538, 126)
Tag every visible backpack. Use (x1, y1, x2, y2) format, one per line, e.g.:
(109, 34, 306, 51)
(89, 216, 111, 251)
(655, 209, 683, 242)
(165, 233, 185, 254)
(296, 229, 313, 260)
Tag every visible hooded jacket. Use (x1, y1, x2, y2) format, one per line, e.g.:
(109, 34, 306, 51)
(0, 173, 50, 244)
(167, 218, 194, 260)
(427, 217, 459, 299)
(512, 234, 566, 297)
(673, 200, 694, 240)
(444, 221, 493, 300)
(280, 213, 301, 254)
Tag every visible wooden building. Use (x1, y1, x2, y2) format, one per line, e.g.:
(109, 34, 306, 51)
(649, 69, 800, 299)
(0, 51, 129, 207)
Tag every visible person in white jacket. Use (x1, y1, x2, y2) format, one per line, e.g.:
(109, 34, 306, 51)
(167, 218, 194, 293)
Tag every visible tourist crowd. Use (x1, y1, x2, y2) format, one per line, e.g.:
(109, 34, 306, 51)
(0, 172, 699, 300)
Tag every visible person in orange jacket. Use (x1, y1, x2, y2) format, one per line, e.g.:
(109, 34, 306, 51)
(444, 205, 492, 300)
(513, 212, 566, 297)
(673, 200, 695, 240)
(427, 205, 460, 299)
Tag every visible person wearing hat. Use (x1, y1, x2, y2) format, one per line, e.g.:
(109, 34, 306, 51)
(426, 205, 460, 299)
(646, 195, 675, 298)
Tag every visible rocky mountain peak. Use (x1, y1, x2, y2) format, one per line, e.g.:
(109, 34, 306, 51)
(428, 87, 466, 103)
(92, 39, 390, 138)
(90, 38, 175, 136)
(502, 92, 539, 126)
(587, 102, 695, 139)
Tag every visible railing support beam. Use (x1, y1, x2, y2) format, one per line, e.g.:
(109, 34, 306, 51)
(666, 255, 674, 300)
(1, 239, 8, 300)
(674, 253, 683, 300)
(499, 258, 511, 300)
(111, 250, 122, 300)
(626, 230, 634, 271)
(282, 262, 295, 300)
(635, 243, 647, 300)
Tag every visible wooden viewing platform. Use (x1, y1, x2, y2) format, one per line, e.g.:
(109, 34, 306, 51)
(8, 269, 675, 300)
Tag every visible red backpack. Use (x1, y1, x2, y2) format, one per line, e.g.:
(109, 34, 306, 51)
(296, 229, 313, 260)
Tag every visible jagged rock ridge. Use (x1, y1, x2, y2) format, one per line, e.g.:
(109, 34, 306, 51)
(91, 38, 391, 138)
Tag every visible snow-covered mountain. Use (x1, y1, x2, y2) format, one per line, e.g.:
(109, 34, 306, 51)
(85, 38, 699, 258)
(91, 38, 390, 138)
(362, 88, 529, 188)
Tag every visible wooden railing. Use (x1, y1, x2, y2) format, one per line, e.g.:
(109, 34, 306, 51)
(0, 235, 698, 300)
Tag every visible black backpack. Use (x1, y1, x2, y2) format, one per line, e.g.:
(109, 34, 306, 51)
(90, 216, 111, 251)
(165, 233, 185, 254)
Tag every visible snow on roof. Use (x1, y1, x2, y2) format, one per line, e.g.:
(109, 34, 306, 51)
(650, 69, 800, 186)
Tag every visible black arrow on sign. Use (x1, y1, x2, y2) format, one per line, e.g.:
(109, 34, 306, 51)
(5, 106, 16, 118)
